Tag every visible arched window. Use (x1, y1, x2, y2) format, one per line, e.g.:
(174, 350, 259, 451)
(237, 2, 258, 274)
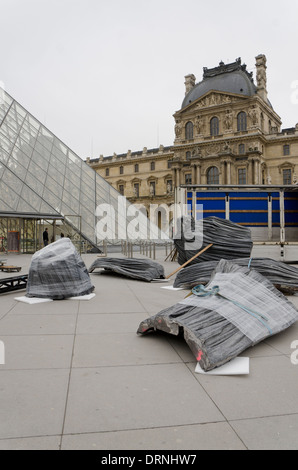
(207, 166, 219, 184)
(237, 112, 247, 131)
(185, 121, 193, 139)
(119, 165, 124, 175)
(210, 117, 219, 136)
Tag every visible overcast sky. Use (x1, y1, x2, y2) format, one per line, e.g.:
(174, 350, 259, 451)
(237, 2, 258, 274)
(1, 0, 298, 159)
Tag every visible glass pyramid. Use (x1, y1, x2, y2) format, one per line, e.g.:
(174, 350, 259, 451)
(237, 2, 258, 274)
(0, 87, 164, 246)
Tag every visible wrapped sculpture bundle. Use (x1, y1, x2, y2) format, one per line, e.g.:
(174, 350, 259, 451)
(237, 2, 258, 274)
(89, 257, 165, 282)
(174, 216, 253, 266)
(173, 257, 298, 294)
(137, 260, 298, 371)
(27, 238, 95, 300)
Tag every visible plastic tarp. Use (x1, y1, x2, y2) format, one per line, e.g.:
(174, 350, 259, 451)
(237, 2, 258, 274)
(137, 260, 298, 371)
(26, 238, 95, 300)
(173, 257, 298, 294)
(174, 216, 253, 266)
(89, 257, 165, 282)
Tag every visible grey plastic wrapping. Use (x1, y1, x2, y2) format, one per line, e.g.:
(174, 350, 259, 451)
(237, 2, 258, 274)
(137, 260, 298, 371)
(89, 257, 165, 282)
(173, 257, 298, 294)
(174, 216, 253, 266)
(27, 238, 95, 300)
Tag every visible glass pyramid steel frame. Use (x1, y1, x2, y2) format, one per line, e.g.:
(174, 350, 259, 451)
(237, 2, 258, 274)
(0, 87, 164, 248)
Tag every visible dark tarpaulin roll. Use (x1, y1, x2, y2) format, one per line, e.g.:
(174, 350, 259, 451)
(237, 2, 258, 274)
(173, 257, 298, 294)
(137, 260, 298, 371)
(174, 216, 253, 266)
(26, 238, 95, 300)
(89, 257, 165, 282)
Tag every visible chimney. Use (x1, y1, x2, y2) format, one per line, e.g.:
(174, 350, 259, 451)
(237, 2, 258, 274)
(184, 74, 196, 95)
(255, 54, 268, 102)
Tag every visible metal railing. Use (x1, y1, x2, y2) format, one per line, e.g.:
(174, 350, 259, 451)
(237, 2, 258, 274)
(120, 240, 175, 260)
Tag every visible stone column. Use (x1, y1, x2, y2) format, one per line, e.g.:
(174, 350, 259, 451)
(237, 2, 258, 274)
(254, 159, 260, 184)
(201, 171, 207, 185)
(255, 54, 268, 102)
(191, 165, 196, 185)
(227, 161, 231, 185)
(247, 157, 254, 184)
(196, 165, 201, 185)
(176, 168, 181, 187)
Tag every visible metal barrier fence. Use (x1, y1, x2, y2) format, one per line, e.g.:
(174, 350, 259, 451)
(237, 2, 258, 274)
(120, 241, 175, 260)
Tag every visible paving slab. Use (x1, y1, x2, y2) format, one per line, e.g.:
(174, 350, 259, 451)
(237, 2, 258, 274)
(11, 299, 80, 315)
(0, 313, 77, 335)
(61, 422, 246, 450)
(0, 334, 74, 370)
(189, 355, 298, 421)
(0, 369, 69, 439)
(63, 364, 225, 435)
(76, 312, 145, 334)
(72, 332, 183, 368)
(1, 251, 298, 450)
(263, 320, 298, 356)
(0, 436, 61, 450)
(231, 414, 298, 450)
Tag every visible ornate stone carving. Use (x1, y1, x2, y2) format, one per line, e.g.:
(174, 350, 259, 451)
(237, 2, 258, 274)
(195, 93, 237, 110)
(255, 54, 268, 101)
(167, 182, 172, 194)
(175, 120, 182, 138)
(222, 141, 232, 152)
(195, 115, 205, 134)
(223, 109, 233, 130)
(248, 106, 259, 126)
(205, 144, 221, 156)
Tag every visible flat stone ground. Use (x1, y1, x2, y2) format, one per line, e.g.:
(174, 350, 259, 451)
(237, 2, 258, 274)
(0, 247, 298, 450)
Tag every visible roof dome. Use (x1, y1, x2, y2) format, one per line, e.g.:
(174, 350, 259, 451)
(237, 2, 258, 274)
(181, 58, 272, 109)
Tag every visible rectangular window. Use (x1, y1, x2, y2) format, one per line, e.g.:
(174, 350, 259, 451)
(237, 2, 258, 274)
(185, 173, 192, 185)
(283, 169, 292, 185)
(105, 168, 109, 176)
(119, 185, 124, 195)
(238, 168, 247, 185)
(134, 164, 139, 173)
(210, 117, 219, 136)
(150, 162, 155, 171)
(283, 145, 290, 156)
(168, 161, 172, 169)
